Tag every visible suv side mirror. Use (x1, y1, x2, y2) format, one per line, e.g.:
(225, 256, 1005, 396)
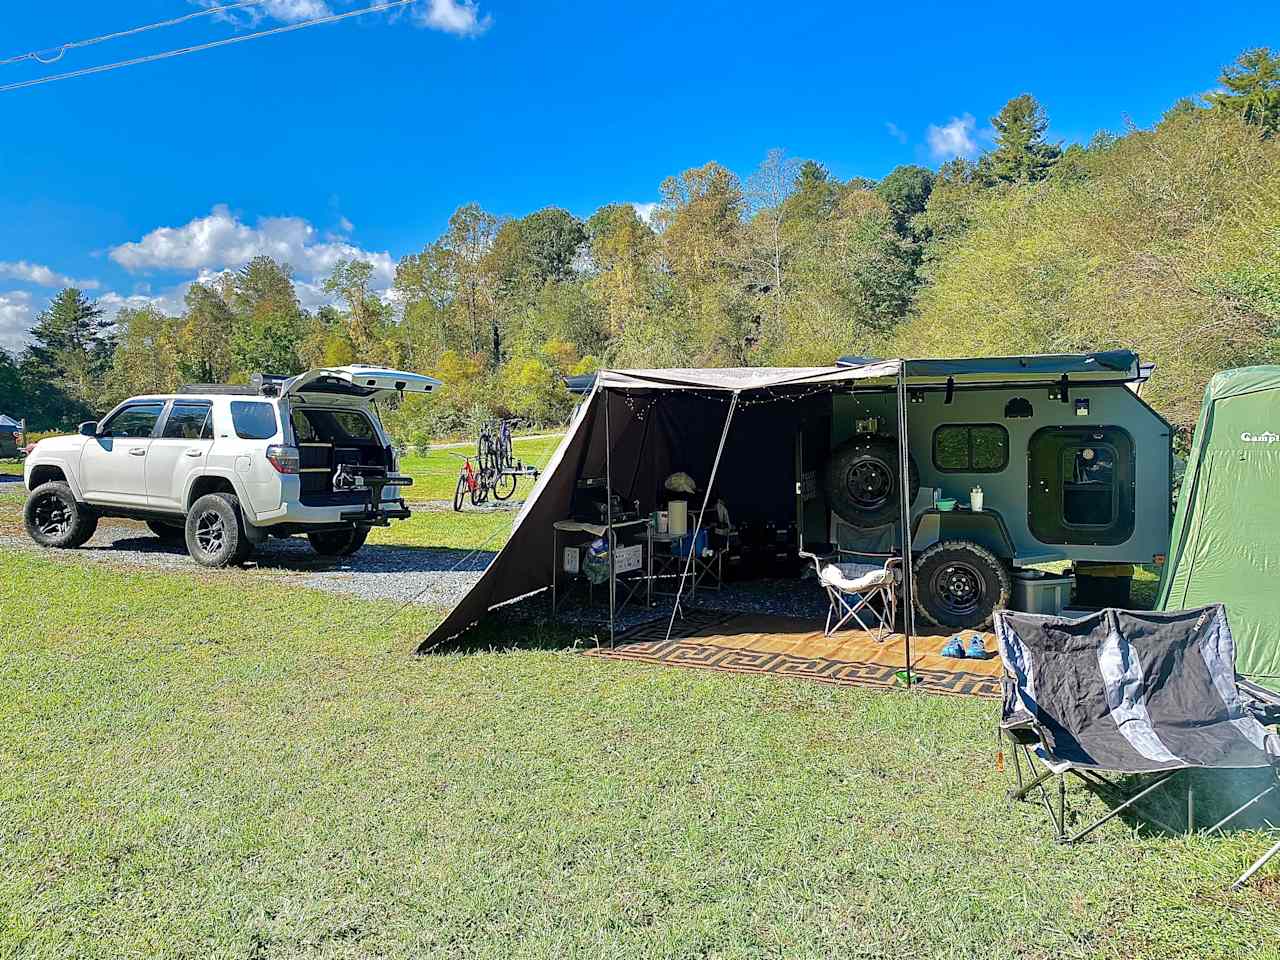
(78, 421, 98, 437)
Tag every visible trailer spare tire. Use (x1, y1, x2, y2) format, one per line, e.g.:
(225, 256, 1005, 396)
(912, 540, 1011, 631)
(824, 434, 919, 529)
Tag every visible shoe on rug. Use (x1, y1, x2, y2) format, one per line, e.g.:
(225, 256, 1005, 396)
(941, 636, 965, 658)
(966, 635, 988, 659)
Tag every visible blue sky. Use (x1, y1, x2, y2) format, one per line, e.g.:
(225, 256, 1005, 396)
(1, 0, 1276, 349)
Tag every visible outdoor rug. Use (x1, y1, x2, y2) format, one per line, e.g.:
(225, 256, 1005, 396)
(586, 610, 1003, 699)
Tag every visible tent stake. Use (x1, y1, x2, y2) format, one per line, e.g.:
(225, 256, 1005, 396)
(896, 364, 915, 688)
(665, 390, 740, 642)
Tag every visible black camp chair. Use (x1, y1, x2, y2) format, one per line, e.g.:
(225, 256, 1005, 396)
(995, 605, 1280, 883)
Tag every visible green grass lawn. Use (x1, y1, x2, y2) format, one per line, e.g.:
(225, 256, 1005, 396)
(2, 479, 1279, 958)
(397, 435, 563, 501)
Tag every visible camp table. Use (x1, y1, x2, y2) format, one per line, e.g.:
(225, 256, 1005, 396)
(551, 517, 653, 623)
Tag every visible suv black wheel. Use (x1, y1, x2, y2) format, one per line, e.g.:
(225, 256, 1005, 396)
(185, 493, 253, 568)
(913, 540, 1011, 631)
(146, 519, 186, 542)
(307, 526, 369, 557)
(24, 481, 98, 548)
(824, 435, 920, 529)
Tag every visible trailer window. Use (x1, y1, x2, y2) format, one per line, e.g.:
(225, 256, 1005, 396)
(933, 424, 1008, 473)
(1062, 444, 1117, 527)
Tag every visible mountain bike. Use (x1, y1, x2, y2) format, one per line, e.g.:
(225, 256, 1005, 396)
(453, 456, 487, 511)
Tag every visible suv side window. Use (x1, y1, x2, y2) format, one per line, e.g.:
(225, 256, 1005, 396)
(163, 402, 212, 440)
(230, 401, 279, 440)
(100, 403, 164, 439)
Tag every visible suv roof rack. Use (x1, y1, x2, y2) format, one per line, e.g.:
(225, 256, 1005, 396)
(178, 372, 289, 397)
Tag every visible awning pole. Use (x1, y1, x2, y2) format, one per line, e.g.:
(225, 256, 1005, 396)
(604, 388, 616, 648)
(665, 390, 740, 642)
(896, 365, 915, 688)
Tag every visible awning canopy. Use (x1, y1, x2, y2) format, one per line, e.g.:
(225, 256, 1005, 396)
(839, 351, 1141, 383)
(419, 362, 908, 649)
(568, 352, 1142, 396)
(595, 362, 901, 392)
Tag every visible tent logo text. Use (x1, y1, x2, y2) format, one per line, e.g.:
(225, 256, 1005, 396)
(1240, 431, 1280, 443)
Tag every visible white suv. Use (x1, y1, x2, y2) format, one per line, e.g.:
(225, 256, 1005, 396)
(22, 365, 439, 567)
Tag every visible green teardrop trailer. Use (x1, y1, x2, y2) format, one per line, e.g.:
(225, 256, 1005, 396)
(1158, 366, 1280, 693)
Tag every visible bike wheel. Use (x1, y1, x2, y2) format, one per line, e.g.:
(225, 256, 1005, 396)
(493, 472, 517, 501)
(453, 475, 467, 512)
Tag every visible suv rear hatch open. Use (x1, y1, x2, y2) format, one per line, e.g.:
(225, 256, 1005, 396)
(282, 366, 439, 525)
(280, 365, 441, 401)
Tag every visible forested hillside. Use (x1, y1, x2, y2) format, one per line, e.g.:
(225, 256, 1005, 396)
(4, 48, 1278, 441)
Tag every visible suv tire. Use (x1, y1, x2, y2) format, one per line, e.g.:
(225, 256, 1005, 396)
(24, 481, 98, 548)
(307, 526, 369, 558)
(913, 540, 1011, 631)
(185, 493, 253, 568)
(146, 519, 186, 542)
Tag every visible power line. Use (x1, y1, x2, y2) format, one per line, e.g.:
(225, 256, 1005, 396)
(0, 0, 418, 93)
(0, 1, 270, 67)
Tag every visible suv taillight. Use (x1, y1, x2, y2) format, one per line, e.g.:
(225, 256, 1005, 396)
(266, 444, 300, 474)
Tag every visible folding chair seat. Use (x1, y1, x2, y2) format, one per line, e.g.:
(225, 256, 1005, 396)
(996, 604, 1280, 888)
(800, 551, 899, 640)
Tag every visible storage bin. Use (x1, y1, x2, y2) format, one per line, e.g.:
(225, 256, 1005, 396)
(1073, 562, 1133, 608)
(1012, 569, 1073, 615)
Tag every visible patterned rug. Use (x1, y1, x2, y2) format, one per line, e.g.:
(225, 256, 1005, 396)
(585, 610, 1003, 699)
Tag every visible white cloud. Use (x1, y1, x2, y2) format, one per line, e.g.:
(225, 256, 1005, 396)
(97, 290, 184, 317)
(413, 0, 492, 36)
(885, 121, 908, 145)
(0, 260, 99, 290)
(195, 0, 331, 24)
(927, 114, 979, 160)
(0, 291, 34, 352)
(109, 205, 395, 290)
(337, 215, 355, 233)
(630, 202, 658, 225)
(197, 0, 493, 35)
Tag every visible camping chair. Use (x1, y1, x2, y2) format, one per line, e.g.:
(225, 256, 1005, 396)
(799, 549, 899, 640)
(996, 604, 1280, 886)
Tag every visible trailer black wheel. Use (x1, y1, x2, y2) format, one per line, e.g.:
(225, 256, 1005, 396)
(24, 481, 98, 548)
(453, 476, 468, 512)
(824, 434, 919, 529)
(308, 526, 369, 557)
(913, 540, 1010, 631)
(493, 472, 517, 501)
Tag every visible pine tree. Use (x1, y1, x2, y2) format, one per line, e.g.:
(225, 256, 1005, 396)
(21, 288, 113, 408)
(1207, 47, 1280, 136)
(980, 94, 1062, 184)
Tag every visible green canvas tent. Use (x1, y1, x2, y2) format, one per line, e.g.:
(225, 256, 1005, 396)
(1158, 367, 1280, 691)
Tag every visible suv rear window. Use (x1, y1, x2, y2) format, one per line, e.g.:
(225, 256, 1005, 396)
(163, 402, 212, 440)
(230, 401, 279, 440)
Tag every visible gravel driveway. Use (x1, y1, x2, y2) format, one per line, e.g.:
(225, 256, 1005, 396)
(0, 481, 498, 609)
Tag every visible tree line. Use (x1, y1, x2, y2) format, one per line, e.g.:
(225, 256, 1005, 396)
(4, 47, 1278, 443)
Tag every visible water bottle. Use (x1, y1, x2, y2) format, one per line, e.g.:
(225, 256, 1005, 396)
(971, 485, 984, 512)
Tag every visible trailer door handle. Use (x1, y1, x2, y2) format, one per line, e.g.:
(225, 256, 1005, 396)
(128, 447, 146, 456)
